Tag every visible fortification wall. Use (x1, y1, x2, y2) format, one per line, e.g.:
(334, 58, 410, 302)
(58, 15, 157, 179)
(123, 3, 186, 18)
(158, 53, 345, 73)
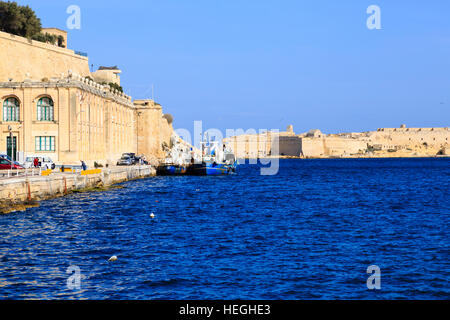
(369, 128, 449, 147)
(225, 133, 270, 158)
(226, 126, 450, 158)
(135, 101, 174, 163)
(322, 137, 368, 156)
(0, 31, 90, 82)
(301, 138, 325, 157)
(278, 135, 302, 156)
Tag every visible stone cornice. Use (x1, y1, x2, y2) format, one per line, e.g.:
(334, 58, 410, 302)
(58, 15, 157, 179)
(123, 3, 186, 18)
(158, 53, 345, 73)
(0, 78, 134, 108)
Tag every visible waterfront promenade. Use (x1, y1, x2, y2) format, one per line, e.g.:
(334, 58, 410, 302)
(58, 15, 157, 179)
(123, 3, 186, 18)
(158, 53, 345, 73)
(0, 166, 155, 214)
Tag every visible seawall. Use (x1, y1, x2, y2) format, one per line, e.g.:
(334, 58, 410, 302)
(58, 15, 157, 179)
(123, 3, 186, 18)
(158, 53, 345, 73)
(0, 166, 155, 214)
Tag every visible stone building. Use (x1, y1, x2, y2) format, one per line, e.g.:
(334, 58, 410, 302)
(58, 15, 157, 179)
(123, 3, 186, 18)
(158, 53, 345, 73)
(225, 131, 273, 159)
(224, 125, 300, 158)
(92, 66, 122, 86)
(0, 29, 174, 166)
(225, 125, 450, 158)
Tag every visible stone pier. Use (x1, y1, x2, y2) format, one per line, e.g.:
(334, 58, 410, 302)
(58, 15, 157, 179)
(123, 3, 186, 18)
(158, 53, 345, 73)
(0, 166, 155, 214)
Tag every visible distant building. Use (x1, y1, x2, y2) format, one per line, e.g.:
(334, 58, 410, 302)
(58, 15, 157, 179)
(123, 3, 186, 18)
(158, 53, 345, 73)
(225, 124, 450, 158)
(92, 66, 122, 86)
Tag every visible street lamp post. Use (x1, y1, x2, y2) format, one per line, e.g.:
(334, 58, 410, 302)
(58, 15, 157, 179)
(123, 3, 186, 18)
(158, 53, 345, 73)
(8, 125, 13, 170)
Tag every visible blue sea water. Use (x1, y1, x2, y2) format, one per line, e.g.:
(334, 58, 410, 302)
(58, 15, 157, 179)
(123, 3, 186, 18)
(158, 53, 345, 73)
(0, 158, 448, 300)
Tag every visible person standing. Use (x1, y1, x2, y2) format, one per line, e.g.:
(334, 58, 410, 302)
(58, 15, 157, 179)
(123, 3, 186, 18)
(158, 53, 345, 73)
(33, 157, 39, 168)
(81, 160, 87, 171)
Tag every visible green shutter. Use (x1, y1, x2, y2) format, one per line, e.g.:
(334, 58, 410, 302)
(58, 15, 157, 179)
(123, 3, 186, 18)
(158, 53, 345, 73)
(3, 98, 19, 122)
(37, 98, 53, 121)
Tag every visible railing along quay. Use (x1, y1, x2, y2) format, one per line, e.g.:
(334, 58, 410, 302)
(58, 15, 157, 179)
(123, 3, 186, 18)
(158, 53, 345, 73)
(0, 168, 43, 179)
(0, 165, 152, 180)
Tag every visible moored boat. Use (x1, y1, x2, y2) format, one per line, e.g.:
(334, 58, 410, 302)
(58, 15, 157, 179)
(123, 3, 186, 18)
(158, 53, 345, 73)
(187, 138, 237, 176)
(187, 162, 236, 176)
(156, 135, 192, 176)
(156, 134, 238, 176)
(156, 164, 188, 176)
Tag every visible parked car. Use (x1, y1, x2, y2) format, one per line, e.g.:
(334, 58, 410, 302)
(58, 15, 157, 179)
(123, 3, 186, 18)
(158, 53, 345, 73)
(0, 158, 24, 170)
(24, 156, 56, 170)
(0, 154, 23, 167)
(117, 155, 133, 166)
(122, 153, 139, 164)
(0, 154, 12, 161)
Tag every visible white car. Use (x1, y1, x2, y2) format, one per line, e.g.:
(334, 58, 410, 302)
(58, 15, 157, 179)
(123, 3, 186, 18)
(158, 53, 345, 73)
(24, 156, 56, 170)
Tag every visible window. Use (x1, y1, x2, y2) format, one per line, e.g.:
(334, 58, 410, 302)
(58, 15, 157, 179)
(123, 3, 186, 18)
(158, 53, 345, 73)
(3, 97, 20, 121)
(35, 136, 55, 152)
(37, 97, 54, 121)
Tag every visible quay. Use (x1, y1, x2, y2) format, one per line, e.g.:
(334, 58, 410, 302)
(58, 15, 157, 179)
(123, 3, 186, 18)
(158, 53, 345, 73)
(0, 166, 155, 214)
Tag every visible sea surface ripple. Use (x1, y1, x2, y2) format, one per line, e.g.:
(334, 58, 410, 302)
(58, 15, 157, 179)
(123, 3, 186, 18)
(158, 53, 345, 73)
(0, 158, 449, 299)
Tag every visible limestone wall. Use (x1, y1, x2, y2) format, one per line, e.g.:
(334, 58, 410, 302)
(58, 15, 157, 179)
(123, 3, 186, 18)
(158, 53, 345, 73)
(300, 138, 325, 157)
(135, 100, 174, 164)
(225, 133, 271, 158)
(0, 31, 90, 82)
(278, 135, 302, 156)
(369, 128, 449, 148)
(226, 125, 450, 158)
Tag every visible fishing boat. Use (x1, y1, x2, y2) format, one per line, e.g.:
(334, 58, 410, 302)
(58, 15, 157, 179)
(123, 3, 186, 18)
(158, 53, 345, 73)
(156, 134, 237, 176)
(156, 164, 188, 176)
(156, 136, 191, 176)
(187, 138, 237, 176)
(188, 162, 236, 176)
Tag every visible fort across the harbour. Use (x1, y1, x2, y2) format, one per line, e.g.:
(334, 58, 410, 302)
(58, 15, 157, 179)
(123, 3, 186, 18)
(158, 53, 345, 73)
(224, 125, 450, 159)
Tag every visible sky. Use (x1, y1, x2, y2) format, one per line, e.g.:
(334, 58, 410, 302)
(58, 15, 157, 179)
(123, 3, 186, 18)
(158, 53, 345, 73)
(15, 0, 450, 134)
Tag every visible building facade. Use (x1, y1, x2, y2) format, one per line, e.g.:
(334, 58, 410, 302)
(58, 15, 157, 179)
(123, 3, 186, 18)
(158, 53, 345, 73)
(0, 28, 176, 166)
(0, 75, 134, 165)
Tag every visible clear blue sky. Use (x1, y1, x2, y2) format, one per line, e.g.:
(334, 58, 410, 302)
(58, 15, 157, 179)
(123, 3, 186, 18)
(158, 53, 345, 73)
(17, 0, 450, 134)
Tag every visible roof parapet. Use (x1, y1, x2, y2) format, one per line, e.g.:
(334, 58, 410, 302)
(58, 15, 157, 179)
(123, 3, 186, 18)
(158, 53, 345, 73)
(68, 71, 132, 102)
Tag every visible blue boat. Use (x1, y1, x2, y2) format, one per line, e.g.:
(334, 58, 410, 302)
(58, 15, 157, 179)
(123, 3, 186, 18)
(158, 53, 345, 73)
(156, 164, 188, 176)
(188, 161, 236, 176)
(187, 138, 237, 176)
(156, 135, 237, 176)
(157, 135, 192, 176)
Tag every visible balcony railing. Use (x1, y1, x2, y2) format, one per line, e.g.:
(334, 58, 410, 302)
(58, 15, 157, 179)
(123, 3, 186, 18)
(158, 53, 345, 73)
(74, 51, 88, 57)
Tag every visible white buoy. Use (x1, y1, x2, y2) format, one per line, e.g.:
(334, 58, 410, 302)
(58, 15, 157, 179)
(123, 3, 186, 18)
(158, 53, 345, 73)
(108, 255, 118, 262)
(150, 213, 155, 219)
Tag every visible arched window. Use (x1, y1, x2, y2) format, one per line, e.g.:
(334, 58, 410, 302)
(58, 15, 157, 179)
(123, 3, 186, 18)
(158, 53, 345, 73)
(3, 97, 20, 122)
(37, 97, 54, 121)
